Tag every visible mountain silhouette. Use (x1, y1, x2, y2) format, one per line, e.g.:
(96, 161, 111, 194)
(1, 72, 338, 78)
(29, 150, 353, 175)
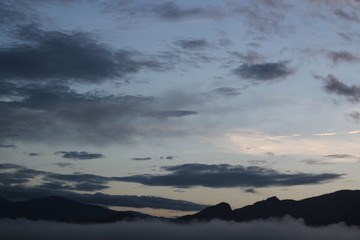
(1, 190, 360, 226)
(176, 202, 232, 223)
(175, 190, 360, 226)
(0, 196, 135, 222)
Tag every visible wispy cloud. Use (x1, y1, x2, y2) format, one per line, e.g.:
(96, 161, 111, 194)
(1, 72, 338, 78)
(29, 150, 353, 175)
(233, 61, 294, 83)
(314, 133, 337, 136)
(318, 74, 360, 102)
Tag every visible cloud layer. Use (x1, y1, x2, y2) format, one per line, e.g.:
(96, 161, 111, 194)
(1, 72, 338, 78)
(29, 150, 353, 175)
(1, 218, 360, 240)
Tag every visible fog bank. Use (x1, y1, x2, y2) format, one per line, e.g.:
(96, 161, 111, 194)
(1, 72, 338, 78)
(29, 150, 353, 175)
(1, 218, 360, 240)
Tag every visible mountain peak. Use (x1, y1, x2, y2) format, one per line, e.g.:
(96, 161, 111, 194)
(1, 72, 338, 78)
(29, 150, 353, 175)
(195, 202, 232, 219)
(265, 196, 280, 202)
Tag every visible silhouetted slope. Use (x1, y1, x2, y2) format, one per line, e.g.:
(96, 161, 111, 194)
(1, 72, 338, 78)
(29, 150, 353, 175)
(0, 196, 135, 222)
(232, 196, 296, 221)
(175, 202, 232, 222)
(176, 190, 360, 226)
(0, 196, 10, 205)
(290, 190, 360, 226)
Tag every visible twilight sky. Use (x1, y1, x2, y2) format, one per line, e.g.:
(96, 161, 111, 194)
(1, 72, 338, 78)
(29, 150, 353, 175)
(1, 0, 360, 217)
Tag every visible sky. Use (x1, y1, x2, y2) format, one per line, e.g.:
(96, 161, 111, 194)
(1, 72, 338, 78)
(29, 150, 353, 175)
(1, 0, 360, 217)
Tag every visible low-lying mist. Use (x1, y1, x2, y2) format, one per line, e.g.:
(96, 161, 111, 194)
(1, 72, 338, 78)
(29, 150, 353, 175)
(1, 217, 360, 240)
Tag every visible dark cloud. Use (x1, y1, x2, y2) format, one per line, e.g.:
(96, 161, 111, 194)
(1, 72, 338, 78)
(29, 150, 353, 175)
(55, 151, 104, 160)
(327, 51, 359, 64)
(0, 163, 205, 211)
(244, 188, 258, 194)
(346, 111, 360, 123)
(248, 160, 268, 165)
(0, 143, 17, 148)
(117, 163, 343, 188)
(131, 157, 152, 161)
(0, 2, 26, 25)
(218, 38, 233, 46)
(24, 152, 40, 157)
(0, 81, 159, 144)
(174, 39, 209, 50)
(153, 2, 217, 20)
(302, 159, 332, 165)
(233, 62, 294, 82)
(338, 32, 353, 42)
(55, 162, 74, 168)
(0, 163, 109, 191)
(229, 1, 293, 35)
(320, 74, 360, 102)
(2, 218, 360, 240)
(0, 25, 169, 84)
(160, 156, 177, 160)
(145, 110, 197, 118)
(73, 192, 207, 211)
(0, 164, 44, 186)
(324, 154, 360, 162)
(334, 9, 360, 22)
(36, 180, 109, 192)
(0, 185, 206, 211)
(208, 87, 242, 97)
(228, 50, 265, 64)
(325, 154, 356, 159)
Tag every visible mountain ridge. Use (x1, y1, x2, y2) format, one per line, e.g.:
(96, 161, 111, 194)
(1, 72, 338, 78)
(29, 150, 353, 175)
(1, 189, 360, 226)
(175, 189, 360, 226)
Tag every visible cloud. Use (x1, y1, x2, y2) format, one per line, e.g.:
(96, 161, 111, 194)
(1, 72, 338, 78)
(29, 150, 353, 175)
(0, 143, 17, 148)
(0, 80, 202, 145)
(0, 185, 206, 211)
(1, 218, 360, 240)
(0, 81, 156, 144)
(0, 25, 170, 84)
(174, 39, 210, 50)
(320, 74, 360, 102)
(207, 87, 242, 97)
(55, 163, 74, 168)
(0, 164, 44, 185)
(346, 111, 360, 123)
(302, 159, 333, 165)
(117, 163, 343, 188)
(229, 1, 293, 35)
(0, 163, 206, 211)
(324, 154, 360, 163)
(55, 151, 104, 160)
(233, 61, 294, 82)
(244, 188, 258, 194)
(152, 1, 219, 20)
(333, 9, 360, 22)
(228, 50, 265, 64)
(145, 110, 197, 118)
(314, 133, 337, 136)
(131, 157, 152, 161)
(0, 163, 109, 191)
(25, 152, 41, 156)
(327, 51, 359, 64)
(0, 2, 26, 25)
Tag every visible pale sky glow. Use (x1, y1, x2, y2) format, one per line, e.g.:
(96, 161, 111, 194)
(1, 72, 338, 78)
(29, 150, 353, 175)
(1, 0, 360, 217)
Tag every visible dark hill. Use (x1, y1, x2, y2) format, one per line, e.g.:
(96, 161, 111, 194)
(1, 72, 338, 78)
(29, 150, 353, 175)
(175, 202, 232, 223)
(0, 195, 135, 222)
(175, 190, 360, 226)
